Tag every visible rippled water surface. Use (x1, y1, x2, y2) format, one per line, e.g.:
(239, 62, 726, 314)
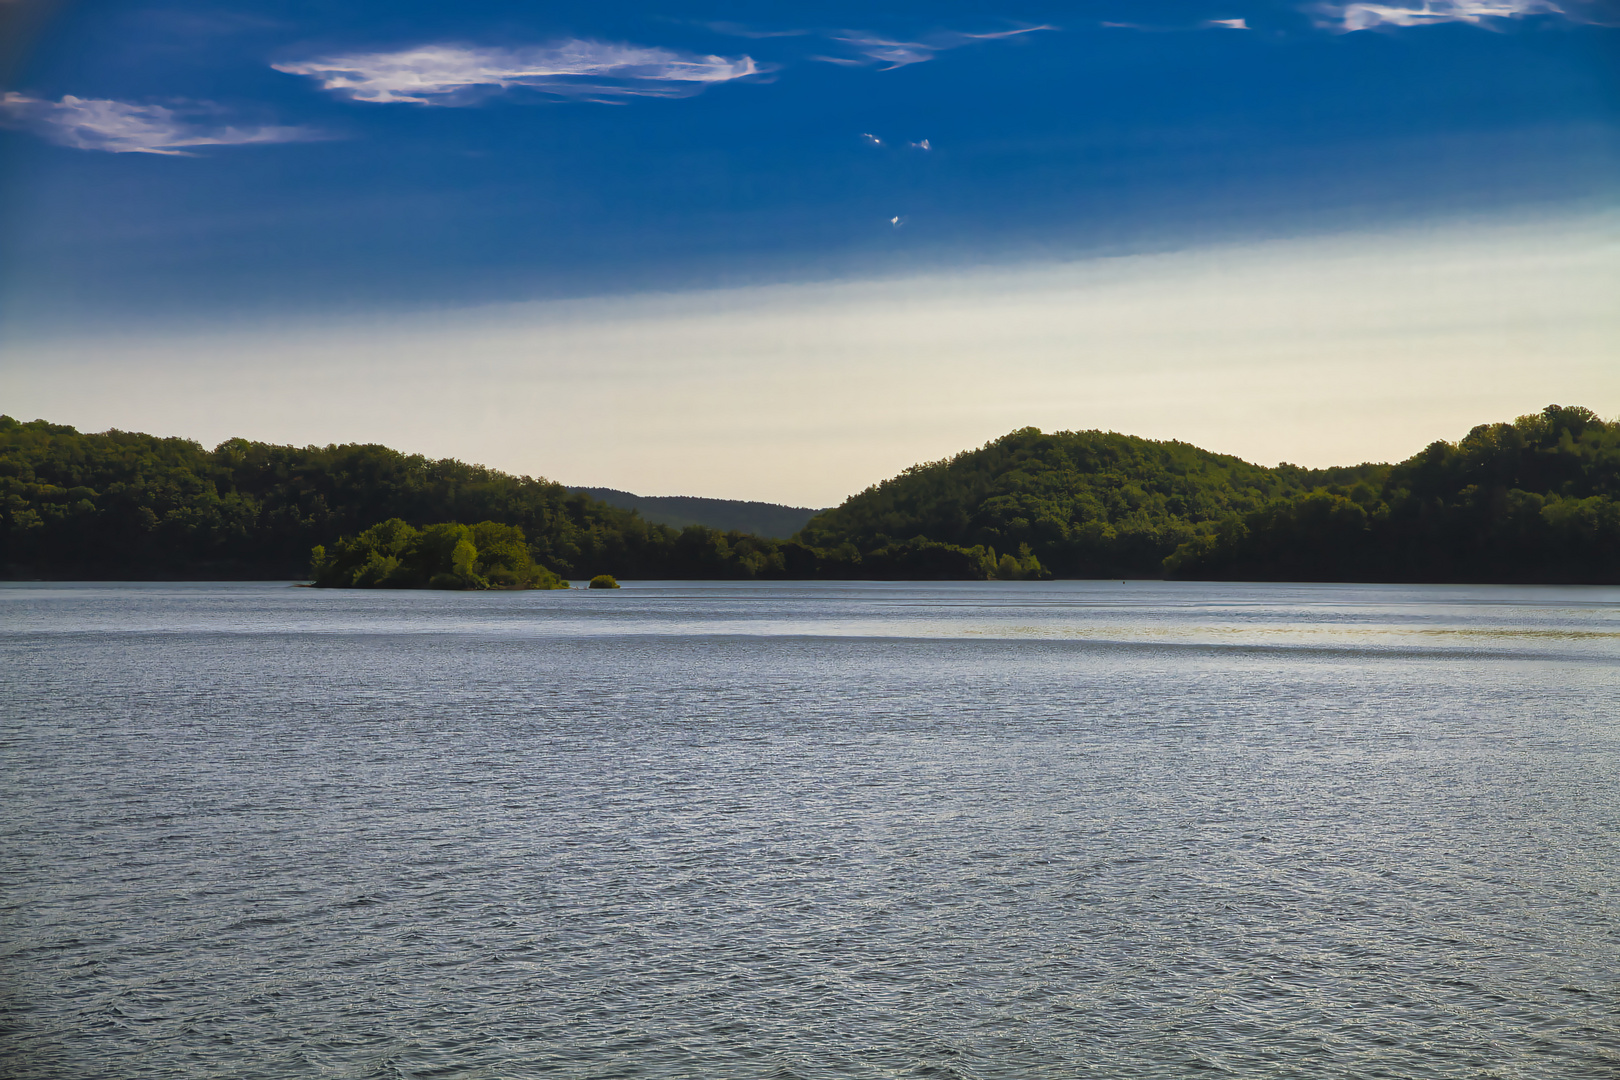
(3, 580, 1618, 1079)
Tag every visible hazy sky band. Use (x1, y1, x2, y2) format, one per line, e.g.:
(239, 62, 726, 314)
(5, 210, 1614, 505)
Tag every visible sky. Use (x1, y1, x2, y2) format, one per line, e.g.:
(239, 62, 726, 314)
(1, 0, 1616, 505)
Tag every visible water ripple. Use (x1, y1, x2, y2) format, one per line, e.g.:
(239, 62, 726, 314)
(1, 581, 1617, 1078)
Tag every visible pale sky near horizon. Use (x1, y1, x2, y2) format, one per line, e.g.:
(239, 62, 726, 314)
(4, 209, 1615, 508)
(2, 0, 1616, 506)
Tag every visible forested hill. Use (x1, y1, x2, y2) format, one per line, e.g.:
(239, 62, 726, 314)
(0, 418, 780, 580)
(797, 428, 1378, 578)
(570, 487, 820, 538)
(798, 405, 1619, 583)
(0, 418, 977, 581)
(3, 406, 1615, 582)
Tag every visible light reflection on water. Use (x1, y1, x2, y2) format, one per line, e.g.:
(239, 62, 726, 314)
(2, 581, 1617, 1078)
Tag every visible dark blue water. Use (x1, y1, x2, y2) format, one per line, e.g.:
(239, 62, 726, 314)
(3, 580, 1618, 1078)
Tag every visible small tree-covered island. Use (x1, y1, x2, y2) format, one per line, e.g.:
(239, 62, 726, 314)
(310, 520, 568, 590)
(2, 405, 1615, 585)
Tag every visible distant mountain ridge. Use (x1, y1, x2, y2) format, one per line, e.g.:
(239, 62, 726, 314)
(570, 487, 822, 539)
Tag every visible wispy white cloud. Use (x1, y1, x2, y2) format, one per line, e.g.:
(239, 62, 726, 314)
(824, 35, 934, 69)
(1311, 0, 1564, 30)
(274, 40, 765, 105)
(818, 25, 1054, 71)
(0, 93, 318, 155)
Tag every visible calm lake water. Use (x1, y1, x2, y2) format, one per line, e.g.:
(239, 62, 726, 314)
(2, 580, 1618, 1079)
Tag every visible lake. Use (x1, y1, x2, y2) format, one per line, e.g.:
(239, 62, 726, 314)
(2, 580, 1617, 1078)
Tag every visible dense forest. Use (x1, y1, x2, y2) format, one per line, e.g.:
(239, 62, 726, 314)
(797, 427, 1383, 578)
(1162, 405, 1620, 583)
(796, 405, 1616, 583)
(0, 416, 985, 580)
(3, 405, 1615, 583)
(0, 416, 817, 580)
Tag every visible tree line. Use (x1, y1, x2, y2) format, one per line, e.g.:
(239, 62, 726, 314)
(3, 405, 1614, 583)
(1163, 405, 1619, 582)
(801, 405, 1616, 583)
(0, 418, 1022, 581)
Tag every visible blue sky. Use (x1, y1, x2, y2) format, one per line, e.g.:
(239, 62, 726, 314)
(1, 1, 1617, 501)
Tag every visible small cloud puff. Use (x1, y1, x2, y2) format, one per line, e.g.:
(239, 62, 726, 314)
(1312, 0, 1564, 30)
(1204, 18, 1251, 28)
(274, 40, 765, 105)
(0, 93, 318, 154)
(821, 24, 1054, 71)
(861, 134, 932, 151)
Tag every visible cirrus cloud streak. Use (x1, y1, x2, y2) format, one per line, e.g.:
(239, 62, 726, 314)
(273, 39, 765, 105)
(0, 93, 319, 154)
(816, 25, 1055, 71)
